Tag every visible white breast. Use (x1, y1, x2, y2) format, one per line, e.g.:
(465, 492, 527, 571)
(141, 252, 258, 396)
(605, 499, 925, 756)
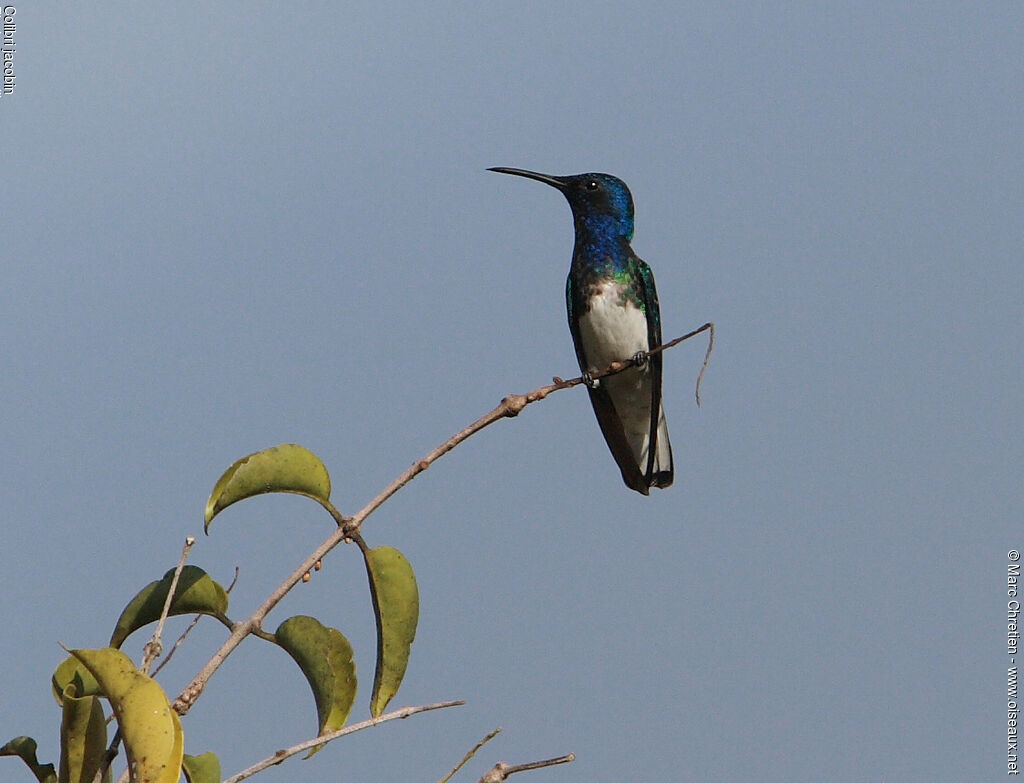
(577, 282, 650, 371)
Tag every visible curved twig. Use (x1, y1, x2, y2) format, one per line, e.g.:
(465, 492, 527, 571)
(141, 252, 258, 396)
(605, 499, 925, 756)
(222, 700, 465, 783)
(440, 728, 502, 783)
(478, 754, 575, 782)
(172, 324, 713, 714)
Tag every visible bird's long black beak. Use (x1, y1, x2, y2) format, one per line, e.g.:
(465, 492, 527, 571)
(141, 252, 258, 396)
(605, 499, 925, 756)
(488, 167, 567, 191)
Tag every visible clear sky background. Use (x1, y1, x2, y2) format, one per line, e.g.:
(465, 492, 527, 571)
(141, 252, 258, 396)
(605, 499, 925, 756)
(2, 3, 1021, 782)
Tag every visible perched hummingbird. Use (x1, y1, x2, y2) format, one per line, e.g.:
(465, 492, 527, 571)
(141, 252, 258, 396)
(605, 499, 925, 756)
(489, 167, 673, 494)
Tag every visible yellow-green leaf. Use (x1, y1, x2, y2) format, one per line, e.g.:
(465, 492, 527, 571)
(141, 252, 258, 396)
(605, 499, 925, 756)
(204, 444, 331, 530)
(181, 752, 220, 783)
(274, 616, 356, 757)
(52, 657, 101, 706)
(109, 566, 229, 648)
(59, 690, 108, 783)
(68, 648, 183, 783)
(166, 713, 185, 783)
(0, 737, 57, 783)
(364, 546, 419, 717)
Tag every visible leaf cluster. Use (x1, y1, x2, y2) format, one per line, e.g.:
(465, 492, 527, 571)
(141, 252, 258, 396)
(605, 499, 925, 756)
(4, 445, 419, 783)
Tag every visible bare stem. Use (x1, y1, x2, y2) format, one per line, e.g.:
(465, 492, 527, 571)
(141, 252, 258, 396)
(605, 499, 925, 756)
(222, 700, 466, 783)
(646, 321, 714, 405)
(439, 728, 502, 783)
(140, 537, 194, 674)
(477, 754, 575, 783)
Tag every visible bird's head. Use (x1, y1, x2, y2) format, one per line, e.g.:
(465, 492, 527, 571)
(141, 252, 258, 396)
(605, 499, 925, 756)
(489, 168, 635, 241)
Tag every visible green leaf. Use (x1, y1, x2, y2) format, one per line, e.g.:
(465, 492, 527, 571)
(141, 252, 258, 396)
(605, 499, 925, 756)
(274, 615, 356, 757)
(52, 657, 101, 706)
(364, 546, 419, 717)
(109, 565, 229, 648)
(1, 737, 58, 783)
(182, 753, 221, 783)
(59, 690, 108, 783)
(204, 444, 331, 530)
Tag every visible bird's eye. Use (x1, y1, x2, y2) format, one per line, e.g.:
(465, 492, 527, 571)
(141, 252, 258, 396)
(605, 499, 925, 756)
(585, 180, 599, 191)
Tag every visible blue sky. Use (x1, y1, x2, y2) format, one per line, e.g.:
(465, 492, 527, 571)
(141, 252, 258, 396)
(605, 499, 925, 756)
(1, 4, 1021, 782)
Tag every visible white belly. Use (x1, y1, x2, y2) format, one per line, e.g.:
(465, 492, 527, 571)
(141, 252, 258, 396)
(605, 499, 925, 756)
(577, 283, 650, 370)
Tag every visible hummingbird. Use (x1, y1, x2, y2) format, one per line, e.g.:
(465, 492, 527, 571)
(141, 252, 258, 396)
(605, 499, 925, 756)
(489, 167, 673, 494)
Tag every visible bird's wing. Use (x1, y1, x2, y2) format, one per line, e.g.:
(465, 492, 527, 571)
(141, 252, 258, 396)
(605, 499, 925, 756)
(635, 255, 672, 488)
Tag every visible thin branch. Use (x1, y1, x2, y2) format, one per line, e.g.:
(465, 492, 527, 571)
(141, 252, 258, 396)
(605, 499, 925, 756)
(345, 323, 713, 536)
(478, 754, 575, 783)
(102, 538, 198, 782)
(152, 566, 240, 678)
(221, 700, 466, 783)
(440, 728, 502, 783)
(141, 537, 194, 674)
(151, 615, 202, 677)
(663, 321, 714, 405)
(628, 320, 714, 405)
(172, 325, 712, 715)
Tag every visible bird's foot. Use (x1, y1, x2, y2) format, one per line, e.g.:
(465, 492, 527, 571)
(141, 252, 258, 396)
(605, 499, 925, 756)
(582, 370, 600, 389)
(632, 350, 649, 368)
